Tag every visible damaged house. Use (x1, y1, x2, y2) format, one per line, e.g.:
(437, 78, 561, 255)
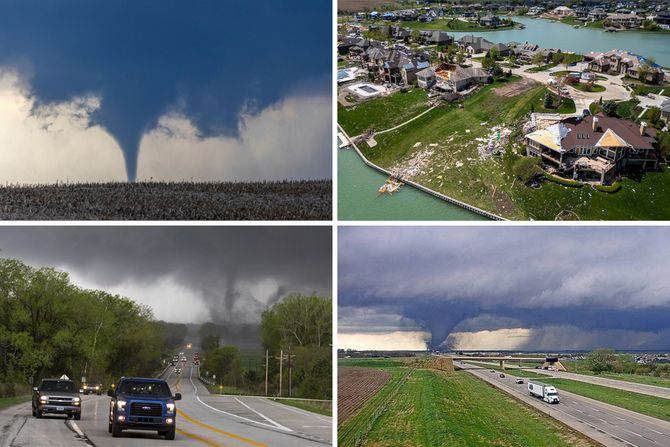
(525, 114, 658, 184)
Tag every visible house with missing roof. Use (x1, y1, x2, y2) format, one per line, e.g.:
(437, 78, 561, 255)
(525, 114, 658, 184)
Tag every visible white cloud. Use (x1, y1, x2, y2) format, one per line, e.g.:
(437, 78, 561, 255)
(136, 94, 332, 181)
(0, 69, 127, 183)
(338, 331, 430, 351)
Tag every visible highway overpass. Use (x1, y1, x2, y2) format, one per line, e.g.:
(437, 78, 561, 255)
(445, 355, 567, 371)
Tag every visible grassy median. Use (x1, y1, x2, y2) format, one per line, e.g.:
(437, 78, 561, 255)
(543, 378, 670, 422)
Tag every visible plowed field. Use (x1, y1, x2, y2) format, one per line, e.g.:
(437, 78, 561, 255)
(337, 366, 391, 426)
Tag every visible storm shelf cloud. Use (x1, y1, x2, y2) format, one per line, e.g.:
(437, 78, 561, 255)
(339, 226, 670, 351)
(0, 227, 332, 326)
(0, 0, 331, 183)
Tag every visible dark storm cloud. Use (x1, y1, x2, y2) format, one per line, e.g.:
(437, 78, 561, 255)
(339, 226, 670, 350)
(0, 227, 332, 325)
(0, 0, 331, 180)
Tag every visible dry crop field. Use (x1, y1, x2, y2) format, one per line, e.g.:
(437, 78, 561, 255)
(337, 366, 391, 426)
(0, 180, 331, 220)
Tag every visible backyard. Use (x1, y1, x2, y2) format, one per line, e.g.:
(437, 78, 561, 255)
(339, 76, 670, 220)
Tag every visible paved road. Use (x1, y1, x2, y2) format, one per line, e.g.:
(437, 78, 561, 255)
(459, 362, 670, 447)
(468, 360, 670, 400)
(0, 364, 331, 447)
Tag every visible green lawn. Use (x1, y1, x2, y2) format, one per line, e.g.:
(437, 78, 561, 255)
(391, 18, 514, 31)
(276, 399, 332, 416)
(543, 378, 670, 422)
(570, 83, 606, 93)
(341, 368, 596, 447)
(341, 76, 669, 220)
(560, 17, 604, 29)
(338, 88, 430, 136)
(0, 395, 30, 411)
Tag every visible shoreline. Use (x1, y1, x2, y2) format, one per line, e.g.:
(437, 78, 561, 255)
(338, 125, 504, 221)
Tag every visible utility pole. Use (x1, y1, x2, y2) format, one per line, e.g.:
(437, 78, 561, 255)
(264, 349, 269, 397)
(279, 349, 283, 397)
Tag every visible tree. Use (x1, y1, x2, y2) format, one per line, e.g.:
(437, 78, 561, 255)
(587, 348, 618, 374)
(532, 52, 545, 67)
(602, 100, 618, 117)
(551, 52, 563, 66)
(410, 29, 421, 44)
(202, 346, 241, 386)
(492, 64, 503, 78)
(513, 156, 542, 183)
(543, 93, 554, 109)
(489, 46, 500, 61)
(508, 54, 517, 66)
(645, 107, 662, 127)
(658, 131, 670, 161)
(481, 56, 495, 71)
(456, 50, 465, 64)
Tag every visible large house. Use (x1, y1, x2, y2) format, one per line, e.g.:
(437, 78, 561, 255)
(606, 13, 644, 28)
(457, 35, 495, 54)
(587, 50, 665, 84)
(416, 67, 437, 89)
(661, 99, 670, 124)
(525, 114, 658, 184)
(552, 6, 575, 17)
(511, 43, 557, 64)
(434, 63, 491, 92)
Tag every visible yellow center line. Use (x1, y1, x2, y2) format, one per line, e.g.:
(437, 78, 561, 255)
(176, 428, 225, 447)
(178, 409, 269, 447)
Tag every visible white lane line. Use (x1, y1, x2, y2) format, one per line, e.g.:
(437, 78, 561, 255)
(263, 399, 331, 423)
(187, 365, 291, 432)
(234, 397, 292, 432)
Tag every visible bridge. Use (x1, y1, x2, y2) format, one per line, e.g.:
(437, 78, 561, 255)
(443, 355, 566, 371)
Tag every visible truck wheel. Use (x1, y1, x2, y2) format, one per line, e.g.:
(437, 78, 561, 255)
(111, 419, 122, 438)
(36, 409, 42, 419)
(74, 413, 81, 421)
(32, 406, 36, 417)
(165, 426, 176, 440)
(108, 420, 112, 433)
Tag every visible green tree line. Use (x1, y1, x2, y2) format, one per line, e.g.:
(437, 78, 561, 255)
(200, 294, 332, 399)
(0, 258, 183, 397)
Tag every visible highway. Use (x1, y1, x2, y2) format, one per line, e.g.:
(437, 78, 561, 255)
(459, 362, 670, 447)
(466, 359, 670, 400)
(0, 363, 331, 447)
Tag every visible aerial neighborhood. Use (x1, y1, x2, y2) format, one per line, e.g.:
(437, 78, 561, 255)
(338, 0, 670, 220)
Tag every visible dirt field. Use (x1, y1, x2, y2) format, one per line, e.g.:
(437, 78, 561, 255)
(338, 0, 399, 13)
(337, 367, 391, 426)
(493, 77, 540, 97)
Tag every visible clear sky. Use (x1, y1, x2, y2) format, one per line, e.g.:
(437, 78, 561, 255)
(339, 226, 670, 352)
(0, 0, 332, 182)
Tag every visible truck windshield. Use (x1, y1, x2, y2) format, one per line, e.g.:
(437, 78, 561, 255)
(119, 381, 172, 397)
(40, 380, 76, 393)
(547, 392, 558, 396)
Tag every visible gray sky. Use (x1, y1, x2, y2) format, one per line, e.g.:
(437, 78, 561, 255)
(339, 226, 670, 351)
(0, 227, 331, 324)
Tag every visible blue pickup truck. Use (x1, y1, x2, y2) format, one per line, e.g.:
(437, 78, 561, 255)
(107, 377, 181, 440)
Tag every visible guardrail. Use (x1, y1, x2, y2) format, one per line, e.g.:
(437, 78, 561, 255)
(338, 125, 506, 221)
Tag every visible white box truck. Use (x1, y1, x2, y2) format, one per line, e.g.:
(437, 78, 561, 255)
(528, 381, 560, 404)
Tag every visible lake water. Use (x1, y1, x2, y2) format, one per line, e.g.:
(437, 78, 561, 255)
(338, 149, 486, 220)
(338, 18, 670, 220)
(452, 17, 670, 66)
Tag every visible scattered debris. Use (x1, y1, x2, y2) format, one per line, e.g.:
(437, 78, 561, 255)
(478, 125, 512, 160)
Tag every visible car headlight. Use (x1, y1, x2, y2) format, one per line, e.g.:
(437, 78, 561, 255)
(116, 400, 127, 410)
(39, 396, 48, 403)
(166, 403, 175, 413)
(73, 397, 81, 403)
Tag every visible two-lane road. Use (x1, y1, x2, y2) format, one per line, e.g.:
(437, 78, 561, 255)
(459, 362, 670, 447)
(0, 365, 331, 447)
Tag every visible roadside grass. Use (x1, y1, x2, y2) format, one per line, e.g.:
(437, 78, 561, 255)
(338, 358, 406, 368)
(0, 395, 30, 411)
(348, 368, 596, 447)
(338, 88, 430, 136)
(542, 378, 670, 422)
(275, 398, 332, 416)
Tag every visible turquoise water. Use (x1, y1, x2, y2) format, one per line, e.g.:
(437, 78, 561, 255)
(452, 17, 670, 66)
(338, 149, 487, 221)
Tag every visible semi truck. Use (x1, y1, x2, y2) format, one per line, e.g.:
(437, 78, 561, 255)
(528, 381, 560, 404)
